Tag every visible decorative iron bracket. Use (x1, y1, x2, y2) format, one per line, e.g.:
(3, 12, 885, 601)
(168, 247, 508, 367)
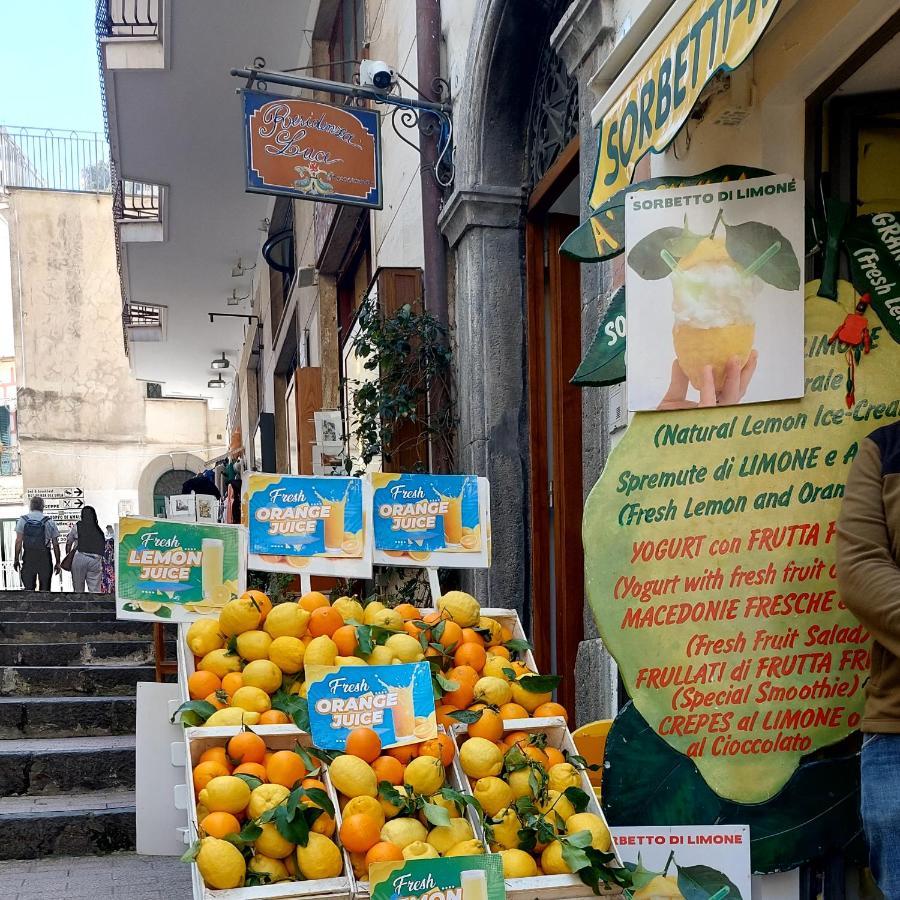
(231, 60, 454, 187)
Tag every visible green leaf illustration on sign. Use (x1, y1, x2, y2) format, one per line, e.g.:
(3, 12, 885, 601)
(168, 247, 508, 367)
(572, 288, 626, 387)
(723, 220, 801, 290)
(627, 227, 689, 280)
(677, 863, 743, 900)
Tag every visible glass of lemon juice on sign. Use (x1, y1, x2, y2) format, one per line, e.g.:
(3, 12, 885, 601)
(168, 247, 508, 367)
(201, 538, 224, 601)
(460, 869, 488, 900)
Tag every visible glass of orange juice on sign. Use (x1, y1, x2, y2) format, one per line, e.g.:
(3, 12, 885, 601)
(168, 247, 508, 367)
(201, 538, 224, 601)
(440, 490, 463, 546)
(322, 497, 346, 551)
(391, 686, 416, 738)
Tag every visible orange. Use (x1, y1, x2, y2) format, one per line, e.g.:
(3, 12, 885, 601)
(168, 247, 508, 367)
(188, 670, 221, 701)
(204, 690, 230, 711)
(523, 746, 549, 767)
(200, 811, 241, 839)
(403, 620, 423, 639)
(453, 643, 487, 672)
(468, 708, 504, 742)
(498, 703, 529, 720)
(435, 704, 460, 730)
(233, 762, 268, 781)
(423, 611, 442, 626)
(345, 727, 382, 763)
(418, 733, 455, 767)
(333, 624, 359, 656)
(241, 589, 273, 620)
(301, 777, 327, 792)
(503, 730, 530, 748)
(372, 755, 404, 785)
(228, 731, 267, 765)
(340, 813, 382, 853)
(309, 606, 344, 638)
(533, 702, 568, 723)
(198, 747, 232, 771)
(544, 747, 566, 768)
(192, 760, 230, 793)
(460, 628, 485, 647)
(442, 665, 478, 708)
(499, 626, 514, 644)
(365, 841, 404, 868)
(259, 710, 291, 725)
(394, 603, 420, 620)
(386, 744, 418, 764)
(437, 621, 463, 650)
(299, 591, 330, 612)
(221, 672, 244, 696)
(490, 645, 511, 660)
(266, 750, 307, 788)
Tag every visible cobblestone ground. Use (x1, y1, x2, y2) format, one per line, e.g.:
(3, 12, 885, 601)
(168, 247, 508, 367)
(0, 853, 193, 900)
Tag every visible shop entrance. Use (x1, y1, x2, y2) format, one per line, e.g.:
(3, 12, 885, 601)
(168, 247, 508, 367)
(525, 140, 582, 712)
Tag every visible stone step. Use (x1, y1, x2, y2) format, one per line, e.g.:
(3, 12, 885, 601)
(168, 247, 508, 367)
(0, 666, 156, 697)
(0, 695, 137, 739)
(0, 610, 124, 623)
(0, 735, 135, 795)
(0, 621, 155, 644)
(0, 597, 117, 613)
(0, 790, 135, 858)
(0, 641, 172, 667)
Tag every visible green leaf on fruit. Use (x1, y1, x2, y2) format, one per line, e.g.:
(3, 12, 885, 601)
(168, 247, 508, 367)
(563, 786, 591, 813)
(233, 774, 263, 791)
(518, 674, 562, 693)
(170, 700, 216, 727)
(422, 802, 452, 827)
(180, 839, 201, 863)
(447, 709, 483, 724)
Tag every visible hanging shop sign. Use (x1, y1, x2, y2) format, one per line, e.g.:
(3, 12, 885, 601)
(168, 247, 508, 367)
(243, 473, 372, 578)
(586, 0, 781, 256)
(372, 474, 491, 569)
(306, 662, 437, 751)
(369, 855, 506, 900)
(582, 282, 899, 806)
(116, 517, 245, 622)
(242, 91, 382, 208)
(572, 287, 626, 386)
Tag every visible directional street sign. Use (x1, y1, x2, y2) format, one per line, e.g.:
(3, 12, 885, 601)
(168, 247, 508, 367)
(25, 487, 84, 499)
(41, 498, 85, 510)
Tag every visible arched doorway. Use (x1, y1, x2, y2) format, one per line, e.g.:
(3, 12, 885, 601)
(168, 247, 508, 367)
(152, 469, 195, 517)
(137, 452, 206, 516)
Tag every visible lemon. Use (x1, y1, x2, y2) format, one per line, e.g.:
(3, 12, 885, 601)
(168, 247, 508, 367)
(335, 655, 367, 666)
(343, 794, 385, 826)
(304, 635, 338, 668)
(566, 812, 611, 851)
(437, 591, 480, 627)
(198, 776, 251, 815)
(380, 817, 427, 849)
(489, 807, 522, 850)
(268, 636, 306, 674)
(478, 617, 503, 645)
(232, 685, 272, 713)
(264, 603, 311, 639)
(379, 784, 412, 818)
(548, 763, 581, 793)
(385, 633, 425, 663)
(500, 848, 538, 878)
(540, 840, 572, 875)
(473, 676, 511, 706)
(426, 792, 460, 818)
(427, 818, 473, 854)
(196, 836, 246, 889)
(247, 854, 290, 883)
(445, 839, 485, 857)
(537, 790, 576, 828)
(186, 620, 224, 656)
(483, 655, 514, 681)
(204, 708, 261, 728)
(219, 597, 263, 636)
(254, 821, 295, 859)
(366, 645, 397, 666)
(295, 832, 343, 879)
(332, 596, 365, 623)
(367, 608, 404, 631)
(403, 840, 440, 860)
(677, 236, 732, 270)
(473, 776, 514, 817)
(511, 677, 552, 713)
(196, 803, 210, 821)
(248, 784, 290, 819)
(507, 768, 536, 800)
(329, 754, 377, 798)
(459, 737, 503, 779)
(198, 649, 242, 678)
(633, 875, 685, 899)
(363, 601, 386, 624)
(236, 630, 272, 662)
(404, 756, 445, 795)
(242, 659, 283, 693)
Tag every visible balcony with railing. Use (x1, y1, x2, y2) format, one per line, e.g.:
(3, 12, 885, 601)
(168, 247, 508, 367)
(114, 177, 165, 242)
(97, 0, 165, 70)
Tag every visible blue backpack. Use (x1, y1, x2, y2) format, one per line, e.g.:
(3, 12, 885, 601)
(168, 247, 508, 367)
(22, 516, 49, 551)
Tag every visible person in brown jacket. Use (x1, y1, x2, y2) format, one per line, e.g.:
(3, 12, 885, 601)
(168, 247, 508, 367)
(837, 420, 900, 897)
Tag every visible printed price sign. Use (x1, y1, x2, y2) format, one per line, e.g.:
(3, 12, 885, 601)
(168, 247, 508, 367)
(305, 662, 436, 750)
(373, 474, 491, 569)
(369, 855, 505, 900)
(116, 517, 245, 623)
(244, 473, 372, 577)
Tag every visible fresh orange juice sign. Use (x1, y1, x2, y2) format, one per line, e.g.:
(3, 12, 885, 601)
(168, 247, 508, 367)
(584, 283, 900, 802)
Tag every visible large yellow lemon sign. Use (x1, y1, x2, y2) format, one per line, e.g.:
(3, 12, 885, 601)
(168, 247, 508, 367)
(584, 283, 900, 803)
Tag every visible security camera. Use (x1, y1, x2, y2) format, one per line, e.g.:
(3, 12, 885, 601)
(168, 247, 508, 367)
(360, 60, 396, 90)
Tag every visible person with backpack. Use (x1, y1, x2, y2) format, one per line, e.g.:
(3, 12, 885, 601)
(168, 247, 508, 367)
(13, 496, 61, 591)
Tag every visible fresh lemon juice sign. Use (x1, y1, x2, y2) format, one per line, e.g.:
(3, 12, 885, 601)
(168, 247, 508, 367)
(306, 662, 436, 750)
(116, 517, 245, 622)
(584, 284, 900, 803)
(244, 473, 372, 577)
(369, 854, 505, 900)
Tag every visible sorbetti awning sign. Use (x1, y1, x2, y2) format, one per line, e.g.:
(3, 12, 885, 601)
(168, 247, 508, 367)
(588, 0, 781, 222)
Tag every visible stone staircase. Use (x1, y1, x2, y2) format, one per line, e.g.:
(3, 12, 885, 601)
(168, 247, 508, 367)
(0, 592, 172, 859)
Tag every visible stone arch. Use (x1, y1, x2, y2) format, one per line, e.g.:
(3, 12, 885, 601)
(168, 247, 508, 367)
(137, 452, 206, 516)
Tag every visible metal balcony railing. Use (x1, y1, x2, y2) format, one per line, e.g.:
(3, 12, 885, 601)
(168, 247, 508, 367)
(0, 448, 21, 477)
(96, 0, 159, 38)
(114, 178, 162, 222)
(0, 126, 112, 193)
